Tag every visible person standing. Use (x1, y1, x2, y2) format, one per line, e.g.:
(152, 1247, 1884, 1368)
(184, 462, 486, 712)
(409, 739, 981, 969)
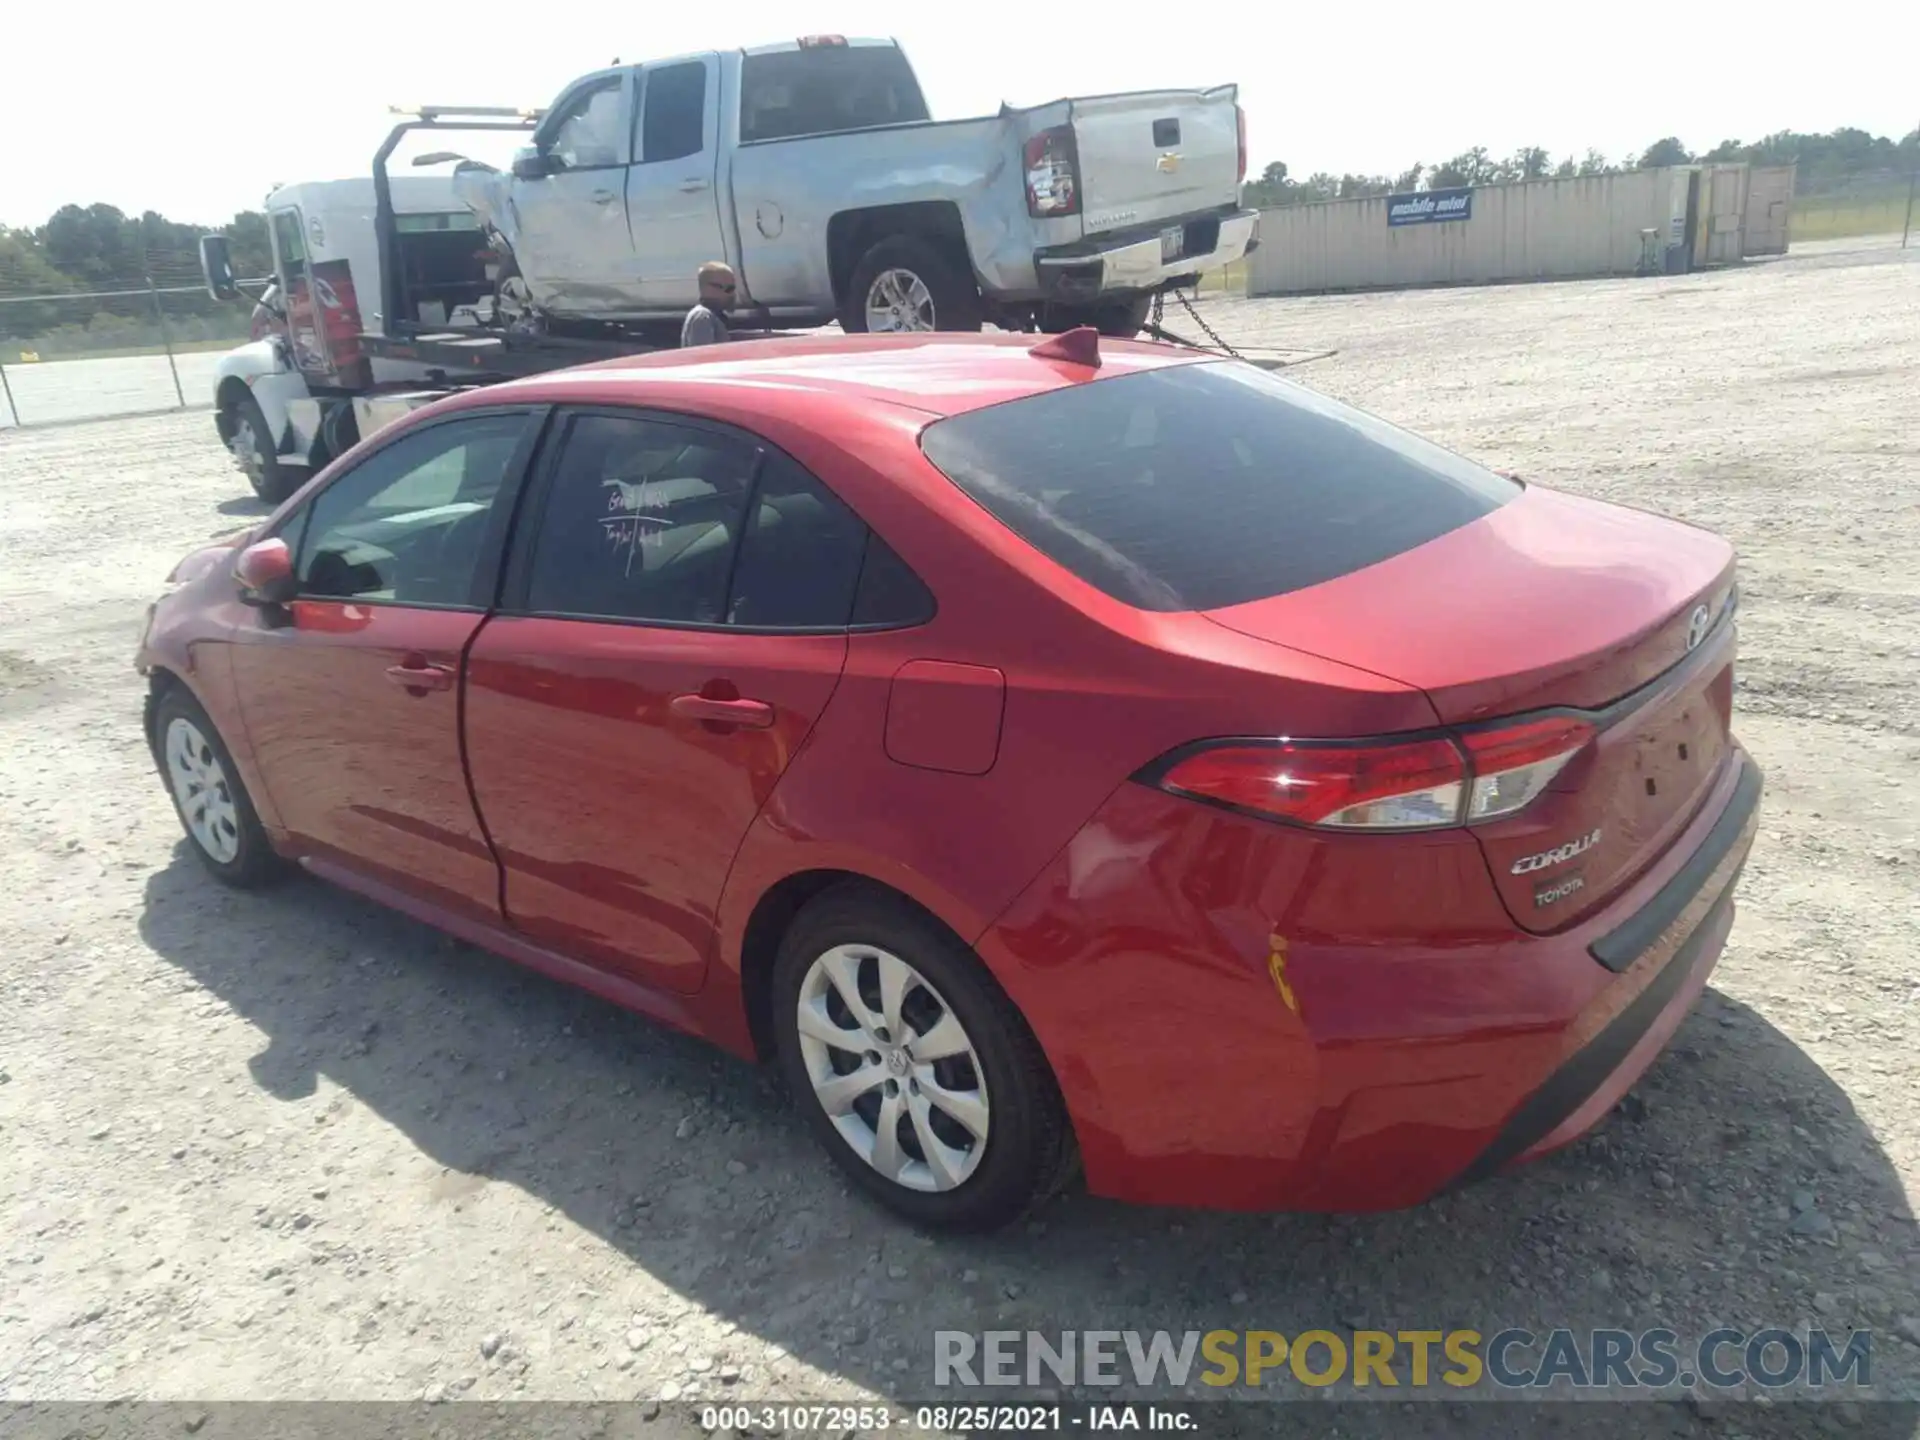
(681, 261, 737, 347)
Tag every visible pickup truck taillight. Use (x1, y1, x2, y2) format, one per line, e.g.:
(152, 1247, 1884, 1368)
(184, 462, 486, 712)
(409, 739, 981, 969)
(1024, 125, 1080, 218)
(1235, 105, 1247, 184)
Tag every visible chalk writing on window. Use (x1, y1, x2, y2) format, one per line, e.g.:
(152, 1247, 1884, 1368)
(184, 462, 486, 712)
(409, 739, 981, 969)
(599, 477, 675, 576)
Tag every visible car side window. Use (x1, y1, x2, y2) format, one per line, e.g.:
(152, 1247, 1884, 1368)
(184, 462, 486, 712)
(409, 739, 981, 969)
(641, 61, 707, 164)
(294, 413, 528, 608)
(548, 78, 625, 169)
(525, 413, 758, 624)
(727, 452, 870, 628)
(851, 534, 936, 627)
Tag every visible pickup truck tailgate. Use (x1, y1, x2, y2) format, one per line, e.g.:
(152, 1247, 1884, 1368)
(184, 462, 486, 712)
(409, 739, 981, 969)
(1071, 88, 1241, 233)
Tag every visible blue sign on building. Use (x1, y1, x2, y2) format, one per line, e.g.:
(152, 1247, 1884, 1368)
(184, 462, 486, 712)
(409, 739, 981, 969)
(1387, 187, 1474, 226)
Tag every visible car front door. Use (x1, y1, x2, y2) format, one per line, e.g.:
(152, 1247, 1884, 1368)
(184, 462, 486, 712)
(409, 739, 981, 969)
(461, 408, 872, 994)
(227, 408, 542, 919)
(625, 57, 726, 308)
(509, 70, 638, 317)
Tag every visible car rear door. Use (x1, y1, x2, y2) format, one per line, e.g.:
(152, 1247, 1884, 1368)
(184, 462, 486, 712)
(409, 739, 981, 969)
(462, 408, 870, 994)
(226, 407, 542, 919)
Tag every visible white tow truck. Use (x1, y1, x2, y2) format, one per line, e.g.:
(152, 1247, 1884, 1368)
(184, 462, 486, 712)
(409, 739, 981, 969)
(204, 175, 499, 501)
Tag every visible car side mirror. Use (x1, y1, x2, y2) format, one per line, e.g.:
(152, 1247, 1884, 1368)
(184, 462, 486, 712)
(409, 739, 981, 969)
(235, 537, 297, 606)
(511, 148, 558, 180)
(200, 234, 239, 301)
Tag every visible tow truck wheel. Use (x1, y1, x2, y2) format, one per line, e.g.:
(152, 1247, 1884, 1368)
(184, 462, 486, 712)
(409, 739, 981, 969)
(228, 394, 297, 506)
(845, 236, 982, 335)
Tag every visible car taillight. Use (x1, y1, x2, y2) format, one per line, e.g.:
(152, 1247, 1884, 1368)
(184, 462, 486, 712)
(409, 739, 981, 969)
(1156, 738, 1465, 831)
(1024, 125, 1080, 218)
(1235, 105, 1247, 184)
(1458, 715, 1594, 821)
(1147, 716, 1596, 832)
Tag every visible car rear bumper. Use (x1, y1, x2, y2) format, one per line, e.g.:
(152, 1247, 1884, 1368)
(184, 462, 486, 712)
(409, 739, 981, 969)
(1034, 208, 1258, 304)
(976, 745, 1761, 1212)
(1450, 757, 1760, 1186)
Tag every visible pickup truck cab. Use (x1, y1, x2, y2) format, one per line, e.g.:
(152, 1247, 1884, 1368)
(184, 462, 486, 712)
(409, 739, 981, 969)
(457, 35, 1256, 336)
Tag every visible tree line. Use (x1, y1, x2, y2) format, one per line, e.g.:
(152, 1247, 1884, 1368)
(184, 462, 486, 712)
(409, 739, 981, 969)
(0, 204, 276, 355)
(1244, 125, 1920, 207)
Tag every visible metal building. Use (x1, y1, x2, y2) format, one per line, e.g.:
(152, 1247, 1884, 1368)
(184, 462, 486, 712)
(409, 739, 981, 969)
(1247, 163, 1795, 296)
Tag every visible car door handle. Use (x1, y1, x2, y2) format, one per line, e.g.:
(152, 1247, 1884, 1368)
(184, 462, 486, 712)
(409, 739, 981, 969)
(670, 693, 773, 728)
(385, 661, 455, 693)
(678, 178, 710, 193)
(590, 188, 618, 204)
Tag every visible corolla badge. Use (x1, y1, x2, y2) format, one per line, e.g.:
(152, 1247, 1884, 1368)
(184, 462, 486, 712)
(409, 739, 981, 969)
(1685, 603, 1711, 651)
(1511, 829, 1602, 875)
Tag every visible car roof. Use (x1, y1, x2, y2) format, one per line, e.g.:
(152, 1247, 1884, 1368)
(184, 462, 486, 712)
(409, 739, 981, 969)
(482, 332, 1213, 422)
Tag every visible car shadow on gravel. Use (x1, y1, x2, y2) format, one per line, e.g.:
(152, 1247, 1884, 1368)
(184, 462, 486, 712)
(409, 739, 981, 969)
(138, 850, 1918, 1438)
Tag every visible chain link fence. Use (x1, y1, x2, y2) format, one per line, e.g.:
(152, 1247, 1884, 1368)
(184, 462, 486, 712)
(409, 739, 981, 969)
(1790, 167, 1919, 246)
(0, 247, 260, 429)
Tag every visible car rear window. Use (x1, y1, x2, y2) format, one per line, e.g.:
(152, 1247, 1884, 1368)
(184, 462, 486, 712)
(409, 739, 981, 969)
(917, 361, 1519, 612)
(739, 45, 930, 144)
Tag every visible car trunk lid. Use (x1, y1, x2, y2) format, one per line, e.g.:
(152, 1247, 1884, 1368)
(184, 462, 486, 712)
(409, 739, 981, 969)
(1203, 485, 1739, 930)
(1070, 88, 1242, 234)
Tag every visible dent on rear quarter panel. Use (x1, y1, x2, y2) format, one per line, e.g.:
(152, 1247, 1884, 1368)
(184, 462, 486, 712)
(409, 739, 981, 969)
(973, 781, 1606, 1210)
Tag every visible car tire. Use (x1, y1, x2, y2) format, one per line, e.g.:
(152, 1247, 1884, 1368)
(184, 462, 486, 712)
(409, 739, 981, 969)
(228, 392, 299, 505)
(772, 884, 1074, 1232)
(152, 687, 288, 889)
(844, 235, 984, 335)
(1093, 295, 1155, 338)
(318, 399, 359, 466)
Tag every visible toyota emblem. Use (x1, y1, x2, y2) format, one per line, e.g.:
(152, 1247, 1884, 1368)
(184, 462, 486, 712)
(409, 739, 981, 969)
(1684, 604, 1711, 651)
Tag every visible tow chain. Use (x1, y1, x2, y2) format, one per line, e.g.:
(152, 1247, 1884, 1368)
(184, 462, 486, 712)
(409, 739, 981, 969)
(1149, 287, 1242, 359)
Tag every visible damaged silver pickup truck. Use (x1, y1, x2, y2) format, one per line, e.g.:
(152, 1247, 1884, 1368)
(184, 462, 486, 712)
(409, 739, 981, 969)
(451, 35, 1257, 338)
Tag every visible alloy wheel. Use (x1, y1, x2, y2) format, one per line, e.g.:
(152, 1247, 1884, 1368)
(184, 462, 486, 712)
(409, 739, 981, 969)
(864, 269, 936, 333)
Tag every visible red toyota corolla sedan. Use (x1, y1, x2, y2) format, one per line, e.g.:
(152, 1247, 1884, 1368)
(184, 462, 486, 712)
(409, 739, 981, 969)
(138, 331, 1760, 1231)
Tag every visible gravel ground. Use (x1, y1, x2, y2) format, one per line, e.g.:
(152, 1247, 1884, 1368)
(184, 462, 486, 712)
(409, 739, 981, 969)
(2, 239, 1917, 1437)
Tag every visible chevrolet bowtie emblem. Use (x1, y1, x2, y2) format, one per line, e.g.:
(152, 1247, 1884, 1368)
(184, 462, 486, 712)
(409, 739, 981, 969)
(1156, 152, 1181, 173)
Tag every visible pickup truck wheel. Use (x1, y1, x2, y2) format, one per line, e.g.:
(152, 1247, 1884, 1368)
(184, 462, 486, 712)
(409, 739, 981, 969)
(1093, 295, 1155, 338)
(846, 236, 982, 335)
(228, 393, 297, 505)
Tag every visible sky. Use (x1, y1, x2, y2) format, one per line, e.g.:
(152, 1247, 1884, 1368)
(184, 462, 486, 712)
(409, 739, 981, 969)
(4, 0, 1915, 227)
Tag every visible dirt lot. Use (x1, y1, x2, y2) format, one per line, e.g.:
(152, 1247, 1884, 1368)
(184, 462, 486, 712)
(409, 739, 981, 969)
(2, 240, 1917, 1435)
